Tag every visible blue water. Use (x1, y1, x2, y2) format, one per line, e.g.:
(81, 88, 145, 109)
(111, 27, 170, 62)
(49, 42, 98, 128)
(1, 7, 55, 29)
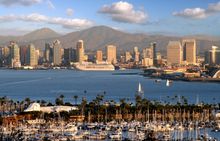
(0, 69, 219, 104)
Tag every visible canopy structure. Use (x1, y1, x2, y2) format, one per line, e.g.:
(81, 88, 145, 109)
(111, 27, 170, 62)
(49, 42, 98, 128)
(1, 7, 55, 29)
(24, 103, 78, 113)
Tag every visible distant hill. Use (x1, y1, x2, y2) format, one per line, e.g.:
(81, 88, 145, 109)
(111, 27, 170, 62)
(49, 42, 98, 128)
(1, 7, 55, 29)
(0, 28, 61, 46)
(0, 26, 220, 55)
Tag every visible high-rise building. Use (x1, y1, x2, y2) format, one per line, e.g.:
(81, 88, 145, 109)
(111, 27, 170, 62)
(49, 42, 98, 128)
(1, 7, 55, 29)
(133, 46, 140, 62)
(76, 40, 84, 63)
(64, 48, 76, 64)
(142, 58, 153, 67)
(26, 44, 36, 66)
(106, 45, 117, 64)
(35, 49, 40, 66)
(52, 40, 62, 66)
(44, 43, 53, 63)
(96, 50, 103, 62)
(167, 41, 182, 65)
(9, 42, 21, 67)
(1, 46, 10, 65)
(182, 39, 196, 65)
(20, 46, 28, 65)
(125, 51, 132, 62)
(205, 46, 220, 65)
(150, 42, 157, 65)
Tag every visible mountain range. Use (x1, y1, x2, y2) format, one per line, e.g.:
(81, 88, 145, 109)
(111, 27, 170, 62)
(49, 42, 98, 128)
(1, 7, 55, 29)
(0, 26, 219, 55)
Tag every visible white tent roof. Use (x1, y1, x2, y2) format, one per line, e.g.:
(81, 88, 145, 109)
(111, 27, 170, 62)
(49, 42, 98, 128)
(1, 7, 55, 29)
(24, 103, 78, 113)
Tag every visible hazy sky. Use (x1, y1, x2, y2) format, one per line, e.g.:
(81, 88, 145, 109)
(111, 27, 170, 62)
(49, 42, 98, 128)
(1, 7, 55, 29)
(0, 0, 219, 36)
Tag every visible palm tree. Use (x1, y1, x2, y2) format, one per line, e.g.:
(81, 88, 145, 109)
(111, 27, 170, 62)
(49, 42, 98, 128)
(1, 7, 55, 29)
(80, 97, 87, 116)
(74, 95, 78, 105)
(59, 94, 64, 105)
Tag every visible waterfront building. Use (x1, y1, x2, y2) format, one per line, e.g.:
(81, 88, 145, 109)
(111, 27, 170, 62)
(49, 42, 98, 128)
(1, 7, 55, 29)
(76, 40, 85, 63)
(167, 41, 182, 66)
(142, 58, 153, 67)
(182, 39, 196, 65)
(9, 42, 21, 67)
(20, 46, 28, 65)
(1, 46, 10, 65)
(44, 43, 53, 63)
(52, 40, 62, 66)
(35, 49, 40, 66)
(96, 50, 103, 62)
(106, 45, 117, 64)
(133, 46, 140, 62)
(26, 44, 36, 67)
(64, 48, 76, 64)
(150, 42, 157, 66)
(205, 46, 220, 65)
(125, 51, 132, 62)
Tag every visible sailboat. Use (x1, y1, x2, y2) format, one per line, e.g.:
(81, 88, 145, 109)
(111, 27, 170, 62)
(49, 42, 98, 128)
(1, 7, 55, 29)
(166, 79, 172, 87)
(136, 82, 144, 96)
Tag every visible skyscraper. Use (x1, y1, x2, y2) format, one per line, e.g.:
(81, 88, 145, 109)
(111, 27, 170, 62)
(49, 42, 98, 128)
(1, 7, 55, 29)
(167, 41, 182, 65)
(76, 40, 84, 63)
(9, 42, 21, 67)
(125, 51, 132, 62)
(52, 40, 62, 66)
(64, 48, 76, 64)
(106, 45, 117, 64)
(26, 44, 36, 66)
(205, 46, 220, 65)
(150, 42, 157, 66)
(20, 46, 27, 65)
(133, 46, 140, 62)
(182, 39, 196, 65)
(96, 50, 103, 62)
(44, 43, 52, 63)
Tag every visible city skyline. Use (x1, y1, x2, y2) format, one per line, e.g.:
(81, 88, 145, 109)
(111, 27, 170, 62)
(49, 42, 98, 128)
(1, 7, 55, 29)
(0, 0, 220, 36)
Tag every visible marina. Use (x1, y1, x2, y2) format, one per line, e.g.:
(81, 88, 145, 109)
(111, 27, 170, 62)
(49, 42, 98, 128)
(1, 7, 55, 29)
(1, 119, 220, 140)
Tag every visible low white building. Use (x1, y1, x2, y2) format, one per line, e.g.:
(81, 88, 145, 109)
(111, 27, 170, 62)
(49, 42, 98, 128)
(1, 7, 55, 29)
(24, 103, 78, 113)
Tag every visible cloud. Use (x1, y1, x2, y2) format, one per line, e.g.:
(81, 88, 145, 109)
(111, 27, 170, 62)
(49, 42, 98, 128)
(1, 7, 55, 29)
(0, 13, 94, 29)
(207, 1, 220, 13)
(99, 1, 148, 24)
(0, 0, 41, 6)
(47, 0, 55, 9)
(173, 1, 220, 19)
(173, 8, 206, 19)
(66, 8, 74, 16)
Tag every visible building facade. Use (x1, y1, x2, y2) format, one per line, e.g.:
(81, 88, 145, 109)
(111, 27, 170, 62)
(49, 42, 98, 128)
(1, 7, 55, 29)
(106, 45, 117, 64)
(76, 40, 84, 63)
(167, 41, 182, 66)
(52, 40, 62, 66)
(182, 39, 196, 65)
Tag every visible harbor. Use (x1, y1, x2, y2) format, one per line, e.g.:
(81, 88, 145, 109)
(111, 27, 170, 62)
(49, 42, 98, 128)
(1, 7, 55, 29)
(1, 119, 219, 140)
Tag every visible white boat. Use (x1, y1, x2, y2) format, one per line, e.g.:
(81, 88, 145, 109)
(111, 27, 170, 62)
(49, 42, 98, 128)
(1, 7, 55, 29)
(74, 62, 115, 71)
(136, 82, 144, 96)
(166, 79, 172, 87)
(109, 129, 122, 140)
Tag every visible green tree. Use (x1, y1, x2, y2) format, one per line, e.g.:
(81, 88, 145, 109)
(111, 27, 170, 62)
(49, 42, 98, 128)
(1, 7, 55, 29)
(74, 95, 78, 105)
